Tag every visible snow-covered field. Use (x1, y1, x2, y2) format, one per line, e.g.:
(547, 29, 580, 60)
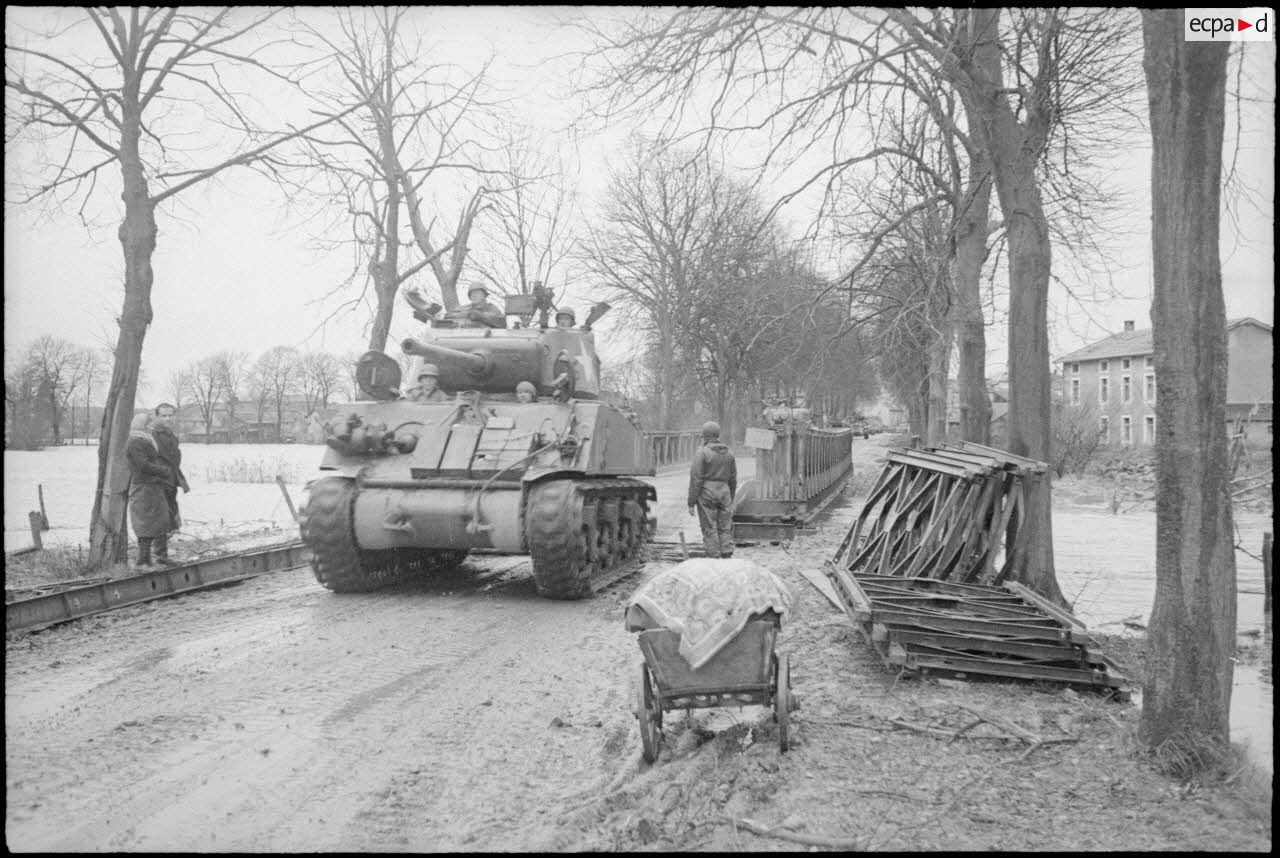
(4, 444, 327, 554)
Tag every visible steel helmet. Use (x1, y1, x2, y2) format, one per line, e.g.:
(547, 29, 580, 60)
(516, 380, 537, 396)
(467, 282, 488, 298)
(555, 308, 576, 324)
(418, 363, 439, 378)
(701, 421, 721, 439)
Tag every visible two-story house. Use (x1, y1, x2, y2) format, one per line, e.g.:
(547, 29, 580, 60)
(1056, 317, 1273, 447)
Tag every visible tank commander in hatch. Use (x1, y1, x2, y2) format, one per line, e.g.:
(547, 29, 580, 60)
(406, 364, 448, 402)
(515, 380, 538, 403)
(555, 308, 576, 329)
(445, 282, 507, 329)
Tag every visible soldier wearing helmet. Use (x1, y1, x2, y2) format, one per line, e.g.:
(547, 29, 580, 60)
(406, 363, 448, 402)
(688, 420, 738, 558)
(445, 281, 507, 329)
(554, 308, 576, 329)
(515, 380, 537, 403)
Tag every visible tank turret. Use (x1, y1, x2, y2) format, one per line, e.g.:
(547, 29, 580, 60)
(393, 286, 610, 399)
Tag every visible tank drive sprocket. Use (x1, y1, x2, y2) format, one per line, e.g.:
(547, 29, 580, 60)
(301, 476, 467, 592)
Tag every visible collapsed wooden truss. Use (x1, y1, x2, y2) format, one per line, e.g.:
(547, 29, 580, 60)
(825, 442, 1127, 696)
(832, 441, 1047, 585)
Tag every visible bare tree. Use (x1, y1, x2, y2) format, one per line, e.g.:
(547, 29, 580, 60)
(166, 369, 192, 416)
(77, 347, 109, 441)
(182, 356, 226, 442)
(299, 351, 347, 412)
(1139, 10, 1236, 778)
(5, 7, 365, 566)
(214, 350, 249, 441)
(286, 7, 500, 351)
(253, 346, 300, 442)
(469, 123, 581, 298)
(17, 335, 91, 445)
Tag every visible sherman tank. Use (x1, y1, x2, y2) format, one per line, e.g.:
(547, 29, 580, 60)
(299, 286, 656, 600)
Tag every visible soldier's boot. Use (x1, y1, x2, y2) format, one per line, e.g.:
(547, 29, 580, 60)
(154, 534, 177, 566)
(136, 538, 153, 568)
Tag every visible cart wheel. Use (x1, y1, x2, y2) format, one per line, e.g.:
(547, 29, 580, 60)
(635, 660, 662, 763)
(774, 652, 791, 753)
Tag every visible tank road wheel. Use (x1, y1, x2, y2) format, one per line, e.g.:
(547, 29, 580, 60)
(527, 480, 595, 600)
(301, 477, 401, 593)
(620, 499, 646, 563)
(596, 497, 620, 571)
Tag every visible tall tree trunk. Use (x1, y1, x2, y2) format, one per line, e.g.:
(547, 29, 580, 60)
(925, 322, 953, 445)
(1140, 11, 1235, 772)
(952, 159, 993, 444)
(964, 6, 1063, 605)
(88, 118, 155, 567)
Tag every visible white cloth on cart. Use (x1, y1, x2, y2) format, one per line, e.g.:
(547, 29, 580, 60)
(628, 558, 795, 670)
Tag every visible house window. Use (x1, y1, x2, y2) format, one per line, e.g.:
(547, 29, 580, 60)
(1144, 373, 1155, 403)
(1121, 357, 1131, 370)
(1144, 415, 1155, 443)
(1100, 359, 1110, 373)
(1145, 355, 1154, 368)
(1121, 416, 1132, 445)
(1070, 362, 1079, 374)
(1099, 377, 1109, 404)
(1100, 416, 1110, 443)
(1121, 375, 1131, 404)
(1070, 378, 1080, 405)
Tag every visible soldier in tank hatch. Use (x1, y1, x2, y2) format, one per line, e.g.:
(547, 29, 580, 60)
(406, 364, 448, 402)
(445, 282, 506, 329)
(515, 380, 538, 403)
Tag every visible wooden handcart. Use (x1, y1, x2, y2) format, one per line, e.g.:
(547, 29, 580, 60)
(626, 606, 792, 763)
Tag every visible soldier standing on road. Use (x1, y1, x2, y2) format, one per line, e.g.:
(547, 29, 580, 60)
(446, 283, 506, 329)
(127, 412, 176, 568)
(152, 403, 189, 539)
(687, 421, 737, 559)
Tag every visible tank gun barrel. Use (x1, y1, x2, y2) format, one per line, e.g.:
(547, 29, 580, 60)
(402, 338, 489, 376)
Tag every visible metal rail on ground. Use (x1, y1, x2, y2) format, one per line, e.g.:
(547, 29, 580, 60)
(6, 540, 311, 634)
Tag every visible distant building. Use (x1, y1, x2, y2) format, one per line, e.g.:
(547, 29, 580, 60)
(176, 394, 332, 443)
(1056, 317, 1273, 447)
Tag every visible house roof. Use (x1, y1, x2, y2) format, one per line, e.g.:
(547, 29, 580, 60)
(1057, 317, 1272, 364)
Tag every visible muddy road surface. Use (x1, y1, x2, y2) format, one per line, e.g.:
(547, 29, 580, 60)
(6, 467, 715, 852)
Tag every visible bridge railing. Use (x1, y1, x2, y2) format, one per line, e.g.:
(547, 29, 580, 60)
(643, 430, 704, 469)
(749, 422, 854, 509)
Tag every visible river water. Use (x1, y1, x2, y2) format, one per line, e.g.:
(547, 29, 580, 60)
(1055, 508, 1272, 774)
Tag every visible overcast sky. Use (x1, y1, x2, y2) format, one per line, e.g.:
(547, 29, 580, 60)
(4, 7, 1274, 404)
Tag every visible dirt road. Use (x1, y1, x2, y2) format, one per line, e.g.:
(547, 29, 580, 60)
(4, 465, 727, 852)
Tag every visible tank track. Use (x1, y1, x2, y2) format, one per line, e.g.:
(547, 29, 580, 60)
(525, 478, 655, 600)
(300, 476, 467, 593)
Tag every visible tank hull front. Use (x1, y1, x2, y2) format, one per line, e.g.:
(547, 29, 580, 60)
(352, 485, 525, 552)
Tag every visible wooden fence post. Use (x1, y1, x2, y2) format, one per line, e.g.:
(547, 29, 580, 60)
(276, 475, 299, 523)
(28, 511, 44, 551)
(38, 484, 50, 530)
